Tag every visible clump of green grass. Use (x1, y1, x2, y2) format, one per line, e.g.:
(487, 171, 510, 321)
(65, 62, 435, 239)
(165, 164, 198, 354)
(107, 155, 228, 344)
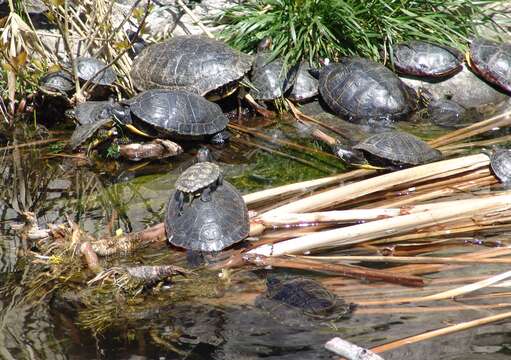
(215, 0, 508, 66)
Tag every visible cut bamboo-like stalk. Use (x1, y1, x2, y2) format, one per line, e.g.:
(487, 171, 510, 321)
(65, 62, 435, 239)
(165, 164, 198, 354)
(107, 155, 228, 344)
(264, 154, 490, 215)
(248, 193, 511, 257)
(298, 255, 511, 265)
(326, 337, 384, 360)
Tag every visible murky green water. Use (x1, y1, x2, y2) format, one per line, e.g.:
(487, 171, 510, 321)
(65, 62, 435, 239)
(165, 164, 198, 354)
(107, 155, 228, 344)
(2, 111, 511, 359)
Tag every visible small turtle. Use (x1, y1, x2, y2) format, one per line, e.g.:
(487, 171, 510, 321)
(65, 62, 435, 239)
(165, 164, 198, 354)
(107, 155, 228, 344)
(255, 277, 352, 326)
(288, 62, 319, 102)
(74, 57, 117, 86)
(469, 38, 511, 93)
(39, 70, 74, 95)
(69, 117, 113, 150)
(174, 161, 223, 210)
(319, 57, 418, 126)
(73, 100, 115, 125)
(333, 131, 442, 169)
(111, 89, 229, 142)
(490, 149, 511, 184)
(390, 41, 464, 77)
(250, 38, 298, 101)
(130, 35, 253, 99)
(427, 99, 481, 129)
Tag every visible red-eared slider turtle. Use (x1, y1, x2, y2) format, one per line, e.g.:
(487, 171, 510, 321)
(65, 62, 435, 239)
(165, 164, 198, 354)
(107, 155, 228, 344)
(130, 35, 253, 99)
(288, 63, 319, 102)
(165, 147, 249, 253)
(39, 70, 74, 94)
(255, 277, 352, 326)
(250, 38, 298, 101)
(469, 38, 511, 93)
(333, 131, 441, 169)
(319, 58, 418, 126)
(390, 41, 464, 77)
(427, 99, 481, 129)
(490, 149, 511, 184)
(75, 57, 117, 86)
(112, 89, 229, 143)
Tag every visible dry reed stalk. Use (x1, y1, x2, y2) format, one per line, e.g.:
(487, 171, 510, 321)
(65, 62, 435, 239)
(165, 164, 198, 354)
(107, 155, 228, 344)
(263, 154, 490, 215)
(356, 303, 511, 315)
(439, 134, 511, 152)
(298, 255, 511, 265)
(248, 193, 511, 257)
(367, 310, 511, 355)
(429, 109, 511, 148)
(326, 337, 384, 360)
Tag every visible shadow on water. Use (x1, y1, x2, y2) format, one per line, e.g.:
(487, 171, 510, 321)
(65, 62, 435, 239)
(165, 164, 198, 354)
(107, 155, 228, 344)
(2, 114, 511, 359)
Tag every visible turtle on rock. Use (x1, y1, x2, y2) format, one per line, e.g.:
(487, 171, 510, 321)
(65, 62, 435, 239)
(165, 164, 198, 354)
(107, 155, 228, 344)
(318, 57, 418, 127)
(332, 131, 442, 170)
(469, 38, 511, 93)
(165, 147, 249, 265)
(288, 62, 319, 102)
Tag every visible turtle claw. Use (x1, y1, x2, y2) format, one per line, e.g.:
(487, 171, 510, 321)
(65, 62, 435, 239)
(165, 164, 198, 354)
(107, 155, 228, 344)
(175, 191, 185, 216)
(201, 187, 212, 202)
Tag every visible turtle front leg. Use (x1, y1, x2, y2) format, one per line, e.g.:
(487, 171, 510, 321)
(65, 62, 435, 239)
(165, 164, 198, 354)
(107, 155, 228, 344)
(200, 187, 212, 202)
(175, 191, 184, 216)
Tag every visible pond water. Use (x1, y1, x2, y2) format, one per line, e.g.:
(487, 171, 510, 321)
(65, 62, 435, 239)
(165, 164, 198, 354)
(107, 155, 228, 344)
(2, 109, 511, 360)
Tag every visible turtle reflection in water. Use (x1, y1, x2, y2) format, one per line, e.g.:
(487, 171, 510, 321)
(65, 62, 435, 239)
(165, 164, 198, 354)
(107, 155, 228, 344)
(255, 277, 353, 327)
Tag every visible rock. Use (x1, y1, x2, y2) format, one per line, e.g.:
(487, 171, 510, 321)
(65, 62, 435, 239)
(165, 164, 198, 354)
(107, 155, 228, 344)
(400, 64, 509, 109)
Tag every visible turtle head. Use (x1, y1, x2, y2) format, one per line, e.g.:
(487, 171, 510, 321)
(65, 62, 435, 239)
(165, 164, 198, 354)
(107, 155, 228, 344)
(257, 37, 272, 52)
(332, 141, 366, 166)
(110, 103, 131, 124)
(196, 146, 214, 162)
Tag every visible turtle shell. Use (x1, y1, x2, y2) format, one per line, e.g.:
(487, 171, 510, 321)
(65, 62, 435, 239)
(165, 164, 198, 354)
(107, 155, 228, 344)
(165, 181, 249, 252)
(288, 62, 319, 101)
(74, 100, 114, 125)
(127, 89, 228, 137)
(39, 70, 74, 93)
(250, 53, 298, 100)
(319, 58, 417, 124)
(255, 277, 352, 324)
(130, 35, 253, 95)
(490, 149, 511, 183)
(175, 162, 221, 193)
(428, 99, 480, 129)
(75, 57, 117, 85)
(69, 117, 112, 150)
(470, 38, 511, 93)
(391, 41, 463, 77)
(354, 131, 441, 166)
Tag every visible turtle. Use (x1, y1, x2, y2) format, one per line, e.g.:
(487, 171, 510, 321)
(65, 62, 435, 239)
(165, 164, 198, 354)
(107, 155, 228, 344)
(39, 70, 74, 95)
(249, 38, 298, 101)
(332, 130, 442, 169)
(489, 149, 511, 184)
(319, 57, 418, 126)
(111, 89, 229, 143)
(69, 117, 113, 150)
(255, 276, 353, 326)
(469, 38, 511, 93)
(165, 159, 249, 253)
(427, 99, 481, 129)
(72, 100, 115, 125)
(74, 56, 117, 86)
(390, 41, 464, 77)
(288, 62, 319, 102)
(130, 35, 253, 99)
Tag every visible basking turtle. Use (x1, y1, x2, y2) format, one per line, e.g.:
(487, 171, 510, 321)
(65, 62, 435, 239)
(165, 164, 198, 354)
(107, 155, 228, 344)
(69, 117, 113, 150)
(333, 131, 442, 169)
(112, 89, 229, 143)
(74, 57, 117, 86)
(288, 62, 319, 102)
(73, 100, 115, 125)
(165, 150, 249, 253)
(250, 38, 298, 101)
(390, 41, 464, 77)
(130, 35, 253, 99)
(319, 57, 418, 126)
(427, 99, 481, 129)
(39, 70, 74, 95)
(490, 149, 511, 184)
(255, 277, 352, 326)
(469, 38, 511, 93)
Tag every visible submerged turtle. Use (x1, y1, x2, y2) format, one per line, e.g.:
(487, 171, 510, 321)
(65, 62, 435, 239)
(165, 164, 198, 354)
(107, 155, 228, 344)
(333, 131, 442, 169)
(39, 70, 74, 95)
(255, 277, 352, 326)
(250, 38, 298, 101)
(490, 149, 511, 184)
(288, 62, 319, 102)
(112, 89, 229, 143)
(469, 38, 511, 93)
(165, 147, 249, 253)
(319, 57, 418, 126)
(130, 35, 253, 99)
(390, 41, 464, 77)
(427, 99, 481, 129)
(74, 57, 117, 86)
